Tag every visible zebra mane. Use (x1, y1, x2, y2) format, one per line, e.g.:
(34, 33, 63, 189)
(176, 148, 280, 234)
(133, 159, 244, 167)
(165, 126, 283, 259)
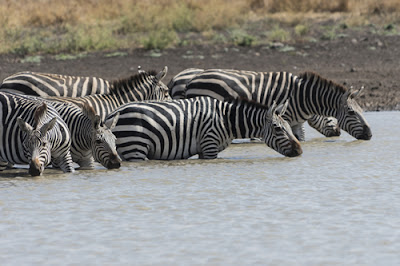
(110, 70, 158, 92)
(298, 71, 347, 94)
(81, 102, 97, 121)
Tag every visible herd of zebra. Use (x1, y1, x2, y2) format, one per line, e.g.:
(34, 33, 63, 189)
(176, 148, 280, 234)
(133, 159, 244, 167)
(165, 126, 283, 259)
(0, 65, 372, 176)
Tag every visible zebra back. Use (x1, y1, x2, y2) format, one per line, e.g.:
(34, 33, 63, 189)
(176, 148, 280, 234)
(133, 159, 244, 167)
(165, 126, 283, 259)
(1, 71, 111, 97)
(106, 96, 302, 160)
(167, 68, 204, 99)
(0, 92, 74, 175)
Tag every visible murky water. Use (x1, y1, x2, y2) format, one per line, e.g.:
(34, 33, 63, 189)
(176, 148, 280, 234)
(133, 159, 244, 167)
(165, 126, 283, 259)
(1, 111, 399, 265)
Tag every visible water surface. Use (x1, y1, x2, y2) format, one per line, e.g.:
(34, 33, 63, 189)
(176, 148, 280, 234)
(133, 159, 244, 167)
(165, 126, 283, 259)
(1, 112, 399, 265)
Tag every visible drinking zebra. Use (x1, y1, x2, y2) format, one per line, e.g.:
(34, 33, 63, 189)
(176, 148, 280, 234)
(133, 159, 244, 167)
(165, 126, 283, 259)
(168, 68, 341, 140)
(44, 100, 121, 169)
(184, 69, 371, 140)
(1, 71, 111, 97)
(0, 92, 75, 176)
(42, 67, 170, 121)
(105, 97, 303, 160)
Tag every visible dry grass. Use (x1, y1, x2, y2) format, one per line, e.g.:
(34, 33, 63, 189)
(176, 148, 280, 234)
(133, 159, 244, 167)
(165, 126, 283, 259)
(0, 0, 399, 55)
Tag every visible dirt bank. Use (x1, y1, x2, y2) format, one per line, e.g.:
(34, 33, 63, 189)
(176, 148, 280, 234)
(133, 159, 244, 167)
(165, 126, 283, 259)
(0, 32, 399, 111)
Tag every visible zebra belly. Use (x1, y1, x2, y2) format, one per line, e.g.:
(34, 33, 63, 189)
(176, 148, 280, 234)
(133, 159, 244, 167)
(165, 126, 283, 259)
(114, 128, 201, 160)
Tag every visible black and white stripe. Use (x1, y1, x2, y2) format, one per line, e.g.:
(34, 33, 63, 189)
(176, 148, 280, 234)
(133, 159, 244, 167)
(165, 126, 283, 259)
(184, 69, 371, 140)
(169, 68, 341, 140)
(0, 92, 74, 176)
(105, 97, 303, 160)
(44, 67, 171, 121)
(47, 100, 121, 169)
(1, 71, 111, 97)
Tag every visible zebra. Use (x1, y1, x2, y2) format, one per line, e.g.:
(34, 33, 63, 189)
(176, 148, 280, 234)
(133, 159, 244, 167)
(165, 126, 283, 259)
(105, 96, 303, 161)
(46, 100, 122, 169)
(0, 71, 111, 97)
(168, 68, 341, 140)
(0, 92, 75, 176)
(41, 67, 170, 121)
(185, 69, 371, 141)
(0, 66, 169, 100)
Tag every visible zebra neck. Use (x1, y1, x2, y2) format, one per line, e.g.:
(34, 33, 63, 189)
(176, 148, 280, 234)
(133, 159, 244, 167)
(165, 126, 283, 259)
(291, 77, 339, 119)
(226, 101, 266, 139)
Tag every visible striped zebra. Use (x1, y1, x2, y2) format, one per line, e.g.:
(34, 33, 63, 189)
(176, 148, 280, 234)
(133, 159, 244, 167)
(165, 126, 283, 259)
(42, 67, 170, 121)
(168, 68, 341, 140)
(185, 69, 371, 141)
(44, 100, 121, 169)
(1, 71, 111, 97)
(0, 92, 74, 176)
(105, 97, 303, 160)
(0, 66, 169, 100)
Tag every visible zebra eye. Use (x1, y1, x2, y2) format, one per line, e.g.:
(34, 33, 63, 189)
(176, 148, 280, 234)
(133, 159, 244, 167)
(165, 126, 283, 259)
(95, 139, 102, 144)
(274, 126, 283, 132)
(348, 110, 355, 115)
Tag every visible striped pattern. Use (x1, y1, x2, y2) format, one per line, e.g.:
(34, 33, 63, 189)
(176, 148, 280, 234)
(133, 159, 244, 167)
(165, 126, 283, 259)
(168, 68, 341, 139)
(106, 97, 302, 160)
(185, 69, 371, 140)
(48, 100, 121, 169)
(1, 71, 110, 97)
(44, 68, 171, 121)
(168, 68, 203, 99)
(0, 92, 74, 176)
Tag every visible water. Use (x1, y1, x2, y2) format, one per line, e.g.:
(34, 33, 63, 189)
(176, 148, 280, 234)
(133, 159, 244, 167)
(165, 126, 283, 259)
(1, 111, 399, 265)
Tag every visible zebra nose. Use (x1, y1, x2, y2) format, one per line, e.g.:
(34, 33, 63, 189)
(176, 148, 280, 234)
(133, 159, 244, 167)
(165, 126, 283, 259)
(327, 125, 341, 137)
(358, 125, 372, 140)
(286, 140, 303, 157)
(29, 159, 42, 176)
(107, 154, 121, 169)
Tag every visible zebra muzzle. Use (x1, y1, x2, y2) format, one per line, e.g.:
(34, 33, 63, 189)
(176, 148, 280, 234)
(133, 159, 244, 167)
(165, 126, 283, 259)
(106, 153, 121, 169)
(286, 140, 303, 157)
(29, 158, 43, 176)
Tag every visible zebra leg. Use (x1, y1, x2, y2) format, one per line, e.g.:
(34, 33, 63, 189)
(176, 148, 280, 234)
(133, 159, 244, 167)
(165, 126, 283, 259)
(52, 151, 75, 173)
(291, 123, 306, 142)
(0, 160, 13, 171)
(198, 141, 219, 159)
(76, 157, 95, 170)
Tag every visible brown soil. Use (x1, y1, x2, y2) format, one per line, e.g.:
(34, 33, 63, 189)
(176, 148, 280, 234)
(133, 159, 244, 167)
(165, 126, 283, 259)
(0, 33, 399, 111)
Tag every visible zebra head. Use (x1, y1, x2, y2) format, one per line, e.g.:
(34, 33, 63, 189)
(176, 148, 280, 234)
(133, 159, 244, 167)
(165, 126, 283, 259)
(307, 115, 341, 137)
(151, 66, 171, 100)
(338, 86, 372, 140)
(17, 103, 57, 176)
(83, 103, 121, 169)
(263, 101, 303, 157)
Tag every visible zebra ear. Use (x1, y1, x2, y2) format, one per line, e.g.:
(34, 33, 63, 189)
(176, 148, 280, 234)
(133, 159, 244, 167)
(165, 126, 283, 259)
(17, 117, 34, 134)
(41, 117, 57, 134)
(267, 101, 278, 118)
(276, 100, 289, 116)
(155, 66, 168, 82)
(93, 115, 101, 130)
(138, 65, 145, 73)
(81, 102, 97, 121)
(105, 112, 120, 130)
(351, 86, 364, 99)
(34, 103, 48, 125)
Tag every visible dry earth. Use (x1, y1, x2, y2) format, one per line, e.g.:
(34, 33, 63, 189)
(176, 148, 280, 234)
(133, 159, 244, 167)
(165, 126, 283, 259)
(0, 32, 399, 111)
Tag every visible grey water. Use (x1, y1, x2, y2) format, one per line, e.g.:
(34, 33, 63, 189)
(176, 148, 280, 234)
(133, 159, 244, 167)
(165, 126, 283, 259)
(0, 111, 399, 265)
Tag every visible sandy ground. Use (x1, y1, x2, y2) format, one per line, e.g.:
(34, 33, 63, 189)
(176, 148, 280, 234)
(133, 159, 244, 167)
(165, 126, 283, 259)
(0, 32, 399, 111)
